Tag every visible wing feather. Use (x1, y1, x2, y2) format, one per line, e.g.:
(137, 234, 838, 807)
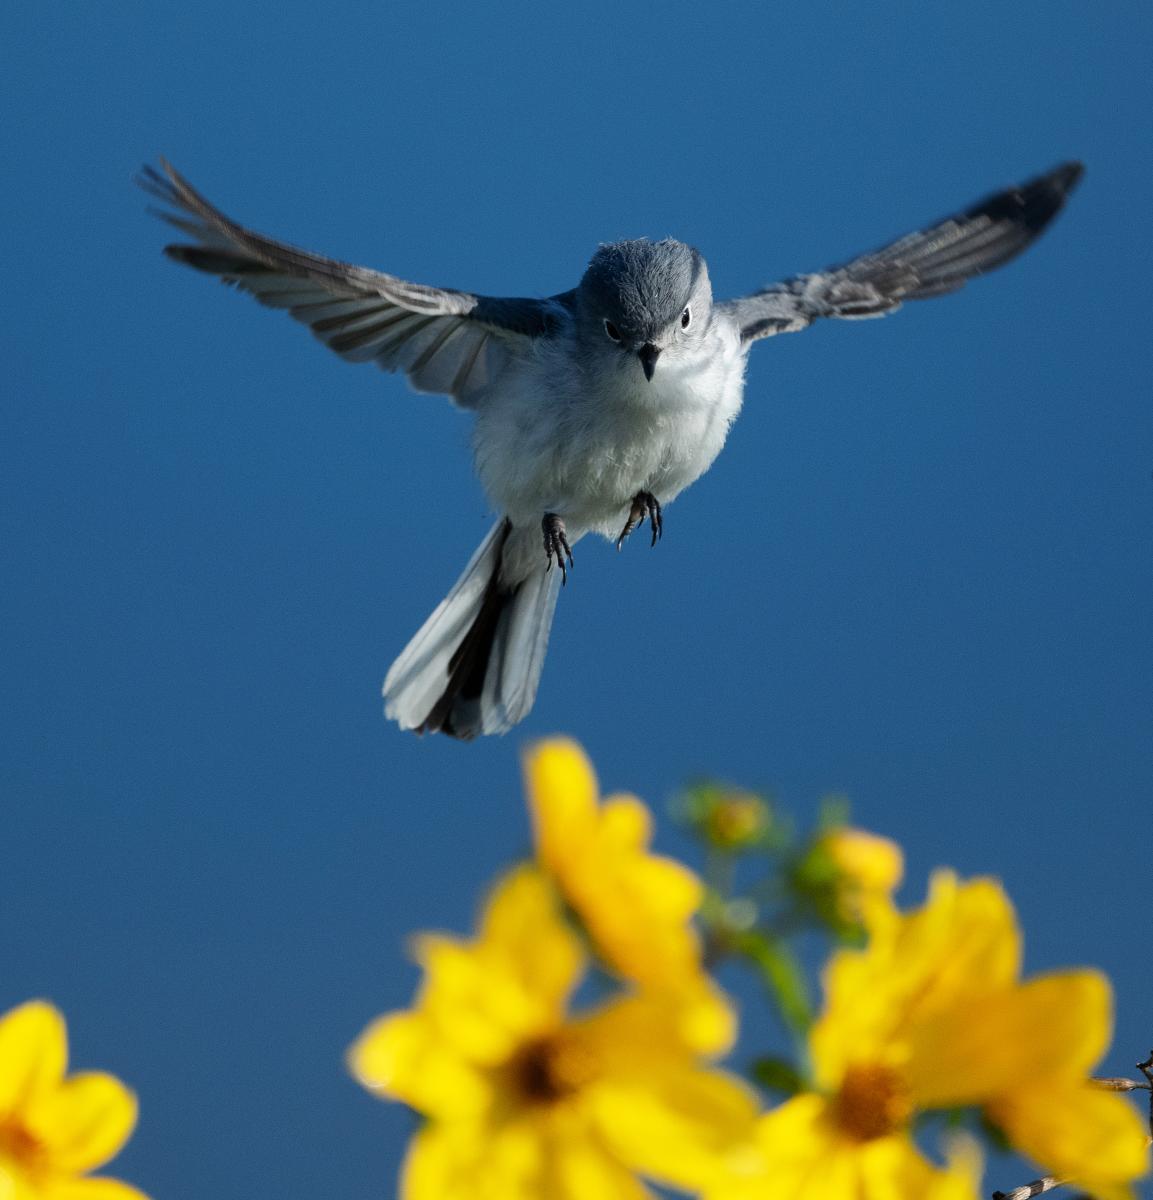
(141, 160, 568, 406)
(721, 162, 1084, 345)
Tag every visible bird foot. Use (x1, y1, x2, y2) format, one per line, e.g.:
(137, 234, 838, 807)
(542, 513, 573, 584)
(616, 491, 663, 550)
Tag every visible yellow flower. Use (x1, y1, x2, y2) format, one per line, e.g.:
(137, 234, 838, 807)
(805, 826, 904, 927)
(523, 738, 733, 1053)
(707, 872, 1148, 1200)
(711, 1104, 983, 1200)
(349, 866, 760, 1200)
(696, 787, 771, 850)
(0, 1001, 146, 1200)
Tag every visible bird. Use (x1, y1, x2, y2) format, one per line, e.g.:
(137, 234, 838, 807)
(141, 159, 1084, 739)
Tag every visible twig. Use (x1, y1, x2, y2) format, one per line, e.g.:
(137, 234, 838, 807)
(991, 1177, 1067, 1200)
(1092, 1076, 1149, 1092)
(1137, 1052, 1153, 1139)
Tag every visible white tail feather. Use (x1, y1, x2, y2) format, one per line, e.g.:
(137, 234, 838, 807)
(382, 521, 561, 737)
(478, 563, 561, 733)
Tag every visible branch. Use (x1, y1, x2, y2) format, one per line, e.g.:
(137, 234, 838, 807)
(1091, 1077, 1148, 1092)
(1137, 1051, 1153, 1139)
(991, 1178, 1068, 1200)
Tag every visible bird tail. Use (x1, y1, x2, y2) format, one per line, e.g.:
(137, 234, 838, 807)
(383, 519, 561, 739)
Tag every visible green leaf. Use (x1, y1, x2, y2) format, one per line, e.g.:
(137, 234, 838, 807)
(977, 1110, 1013, 1153)
(749, 1055, 805, 1098)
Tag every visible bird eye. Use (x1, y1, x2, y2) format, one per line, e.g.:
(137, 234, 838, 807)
(604, 319, 622, 343)
(681, 306, 692, 329)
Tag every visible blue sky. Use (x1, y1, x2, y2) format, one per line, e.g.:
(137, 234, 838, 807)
(2, 2, 1151, 1197)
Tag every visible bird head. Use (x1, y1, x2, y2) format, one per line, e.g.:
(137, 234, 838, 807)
(577, 238, 712, 381)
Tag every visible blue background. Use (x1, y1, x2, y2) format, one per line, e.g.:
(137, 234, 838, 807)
(2, 2, 1151, 1197)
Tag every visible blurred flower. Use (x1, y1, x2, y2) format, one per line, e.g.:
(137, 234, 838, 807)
(709, 1113, 983, 1200)
(0, 1000, 146, 1200)
(523, 738, 734, 1053)
(707, 872, 1148, 1200)
(349, 866, 760, 1200)
(682, 783, 772, 850)
(705, 794, 769, 849)
(807, 826, 903, 926)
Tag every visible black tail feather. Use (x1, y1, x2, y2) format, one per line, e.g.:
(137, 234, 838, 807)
(417, 520, 513, 739)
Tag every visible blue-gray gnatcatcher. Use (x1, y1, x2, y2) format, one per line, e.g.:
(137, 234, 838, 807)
(141, 160, 1083, 739)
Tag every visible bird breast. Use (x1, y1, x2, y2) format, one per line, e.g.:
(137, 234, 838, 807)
(471, 325, 746, 536)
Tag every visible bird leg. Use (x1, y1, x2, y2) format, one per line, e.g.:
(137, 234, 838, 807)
(616, 491, 663, 550)
(542, 513, 573, 584)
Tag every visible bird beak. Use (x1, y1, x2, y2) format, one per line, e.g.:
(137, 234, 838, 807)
(638, 343, 661, 382)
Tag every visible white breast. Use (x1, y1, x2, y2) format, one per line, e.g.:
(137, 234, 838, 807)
(471, 320, 747, 542)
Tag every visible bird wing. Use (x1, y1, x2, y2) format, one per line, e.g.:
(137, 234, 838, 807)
(718, 162, 1083, 345)
(140, 160, 569, 407)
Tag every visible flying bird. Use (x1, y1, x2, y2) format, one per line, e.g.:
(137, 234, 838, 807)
(141, 159, 1083, 738)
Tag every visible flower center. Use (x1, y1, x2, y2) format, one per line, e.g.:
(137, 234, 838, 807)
(834, 1063, 912, 1142)
(511, 1033, 600, 1105)
(0, 1119, 45, 1172)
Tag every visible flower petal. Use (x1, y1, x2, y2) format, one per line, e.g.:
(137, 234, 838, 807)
(570, 863, 704, 991)
(820, 829, 904, 896)
(404, 869, 584, 1066)
(900, 874, 1022, 1005)
(541, 1110, 657, 1200)
(665, 976, 738, 1057)
(350, 867, 589, 1122)
(854, 1133, 977, 1200)
(921, 1134, 984, 1200)
(524, 741, 714, 1008)
(569, 995, 684, 1066)
(601, 808, 702, 921)
(753, 1097, 870, 1195)
(412, 936, 536, 1064)
(401, 1111, 652, 1200)
(702, 1096, 962, 1200)
(573, 989, 736, 1066)
(591, 1060, 760, 1192)
(347, 1010, 492, 1119)
(402, 1120, 534, 1200)
(988, 1080, 1149, 1197)
(812, 827, 905, 928)
(0, 1001, 68, 1118)
(906, 971, 1112, 1106)
(21, 1072, 137, 1174)
(813, 873, 1022, 1088)
(478, 867, 584, 1021)
(597, 794, 652, 853)
(524, 738, 599, 875)
(0, 1158, 36, 1200)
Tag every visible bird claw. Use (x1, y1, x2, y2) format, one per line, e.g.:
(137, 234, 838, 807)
(542, 513, 573, 584)
(616, 491, 663, 550)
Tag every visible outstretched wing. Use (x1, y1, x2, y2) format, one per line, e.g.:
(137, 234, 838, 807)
(140, 160, 569, 407)
(719, 162, 1084, 345)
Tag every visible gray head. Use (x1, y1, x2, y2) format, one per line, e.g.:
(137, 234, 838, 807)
(576, 239, 713, 381)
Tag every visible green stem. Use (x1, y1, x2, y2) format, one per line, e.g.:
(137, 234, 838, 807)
(730, 928, 813, 1048)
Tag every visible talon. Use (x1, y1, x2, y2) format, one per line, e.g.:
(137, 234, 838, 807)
(615, 509, 640, 551)
(616, 491, 663, 551)
(542, 513, 573, 585)
(649, 495, 663, 546)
